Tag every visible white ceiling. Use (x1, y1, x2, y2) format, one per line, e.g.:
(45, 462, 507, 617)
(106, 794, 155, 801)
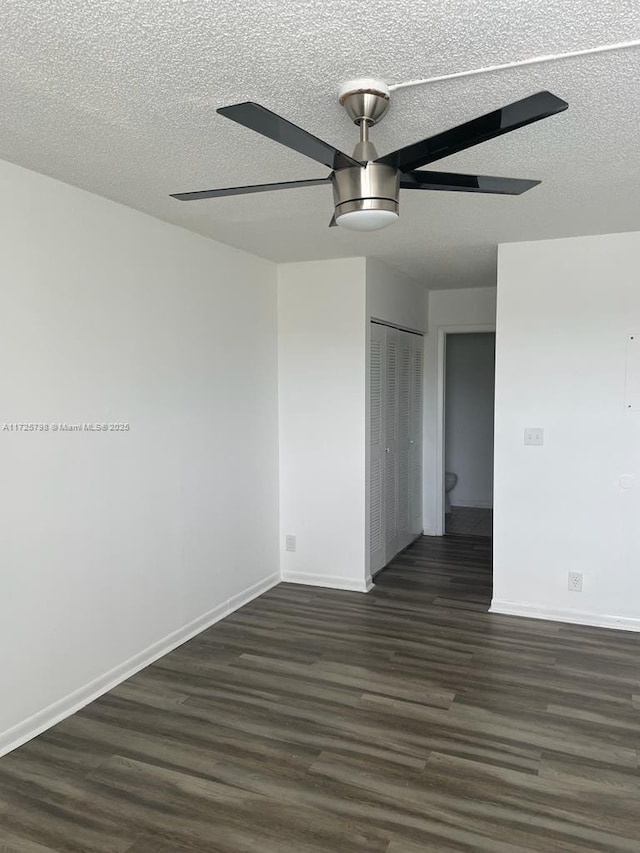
(1, 0, 639, 289)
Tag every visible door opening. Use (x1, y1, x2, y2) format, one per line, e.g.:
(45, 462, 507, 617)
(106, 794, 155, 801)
(443, 332, 495, 538)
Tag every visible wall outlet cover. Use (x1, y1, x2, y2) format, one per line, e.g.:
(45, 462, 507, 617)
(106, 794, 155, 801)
(285, 535, 296, 552)
(568, 571, 583, 592)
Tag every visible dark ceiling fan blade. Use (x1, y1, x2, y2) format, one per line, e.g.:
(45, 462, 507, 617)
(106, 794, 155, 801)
(377, 91, 568, 172)
(400, 170, 540, 195)
(217, 102, 361, 170)
(170, 176, 331, 201)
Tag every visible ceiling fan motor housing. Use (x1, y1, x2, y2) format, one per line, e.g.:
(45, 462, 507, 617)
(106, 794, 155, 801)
(332, 163, 399, 219)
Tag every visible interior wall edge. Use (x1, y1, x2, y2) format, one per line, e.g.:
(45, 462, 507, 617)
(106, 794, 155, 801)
(0, 571, 281, 759)
(490, 600, 640, 633)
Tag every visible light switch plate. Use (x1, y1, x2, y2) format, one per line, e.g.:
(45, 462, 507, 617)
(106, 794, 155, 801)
(524, 427, 544, 446)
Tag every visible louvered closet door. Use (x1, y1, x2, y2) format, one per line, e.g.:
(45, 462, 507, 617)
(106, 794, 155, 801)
(369, 323, 386, 575)
(384, 329, 399, 561)
(409, 334, 424, 537)
(394, 331, 413, 555)
(369, 322, 424, 574)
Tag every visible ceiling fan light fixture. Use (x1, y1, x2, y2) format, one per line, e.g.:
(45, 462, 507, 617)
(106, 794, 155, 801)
(332, 164, 400, 231)
(335, 207, 399, 231)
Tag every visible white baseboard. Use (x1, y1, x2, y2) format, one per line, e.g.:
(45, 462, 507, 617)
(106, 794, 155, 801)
(282, 571, 372, 593)
(490, 599, 640, 633)
(0, 572, 280, 759)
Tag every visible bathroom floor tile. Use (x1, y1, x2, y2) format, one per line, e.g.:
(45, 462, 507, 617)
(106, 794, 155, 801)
(446, 506, 492, 538)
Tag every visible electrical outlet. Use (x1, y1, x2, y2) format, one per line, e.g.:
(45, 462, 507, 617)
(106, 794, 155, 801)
(568, 571, 583, 592)
(524, 427, 544, 446)
(285, 534, 296, 552)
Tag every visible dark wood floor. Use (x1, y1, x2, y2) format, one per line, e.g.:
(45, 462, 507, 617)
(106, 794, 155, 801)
(1, 535, 640, 852)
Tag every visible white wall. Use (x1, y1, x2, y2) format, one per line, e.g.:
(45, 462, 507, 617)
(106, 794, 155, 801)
(278, 258, 369, 591)
(278, 257, 428, 592)
(423, 287, 497, 534)
(366, 258, 428, 333)
(493, 231, 640, 631)
(445, 333, 495, 508)
(0, 159, 280, 755)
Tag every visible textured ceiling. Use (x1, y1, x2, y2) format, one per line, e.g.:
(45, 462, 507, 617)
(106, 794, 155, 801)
(1, 0, 639, 289)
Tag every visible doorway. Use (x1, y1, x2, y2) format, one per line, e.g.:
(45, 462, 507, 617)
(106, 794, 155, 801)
(443, 332, 495, 537)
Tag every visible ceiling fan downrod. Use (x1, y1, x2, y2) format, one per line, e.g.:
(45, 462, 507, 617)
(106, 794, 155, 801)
(333, 78, 399, 229)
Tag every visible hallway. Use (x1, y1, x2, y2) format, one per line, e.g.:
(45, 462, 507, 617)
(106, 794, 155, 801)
(0, 535, 638, 852)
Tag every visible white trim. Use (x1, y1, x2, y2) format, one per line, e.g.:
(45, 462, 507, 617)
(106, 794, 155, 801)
(282, 571, 373, 593)
(451, 500, 493, 509)
(490, 600, 640, 633)
(365, 319, 372, 581)
(436, 324, 496, 536)
(434, 328, 446, 535)
(0, 572, 280, 758)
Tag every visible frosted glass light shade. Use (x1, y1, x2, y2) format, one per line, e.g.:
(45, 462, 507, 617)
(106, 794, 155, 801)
(335, 209, 399, 232)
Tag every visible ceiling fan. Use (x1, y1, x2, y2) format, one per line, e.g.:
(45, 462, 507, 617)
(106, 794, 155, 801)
(170, 78, 568, 232)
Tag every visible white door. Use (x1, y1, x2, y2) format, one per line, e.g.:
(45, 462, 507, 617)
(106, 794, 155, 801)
(369, 323, 386, 574)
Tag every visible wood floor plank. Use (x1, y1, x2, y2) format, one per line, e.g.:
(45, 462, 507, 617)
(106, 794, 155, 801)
(0, 828, 60, 853)
(0, 796, 134, 853)
(1, 533, 639, 851)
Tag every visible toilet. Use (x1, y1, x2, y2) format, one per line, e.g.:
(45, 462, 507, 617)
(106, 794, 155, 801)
(445, 472, 458, 513)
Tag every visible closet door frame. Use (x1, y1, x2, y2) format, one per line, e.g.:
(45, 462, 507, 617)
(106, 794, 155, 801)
(368, 322, 387, 576)
(409, 332, 424, 539)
